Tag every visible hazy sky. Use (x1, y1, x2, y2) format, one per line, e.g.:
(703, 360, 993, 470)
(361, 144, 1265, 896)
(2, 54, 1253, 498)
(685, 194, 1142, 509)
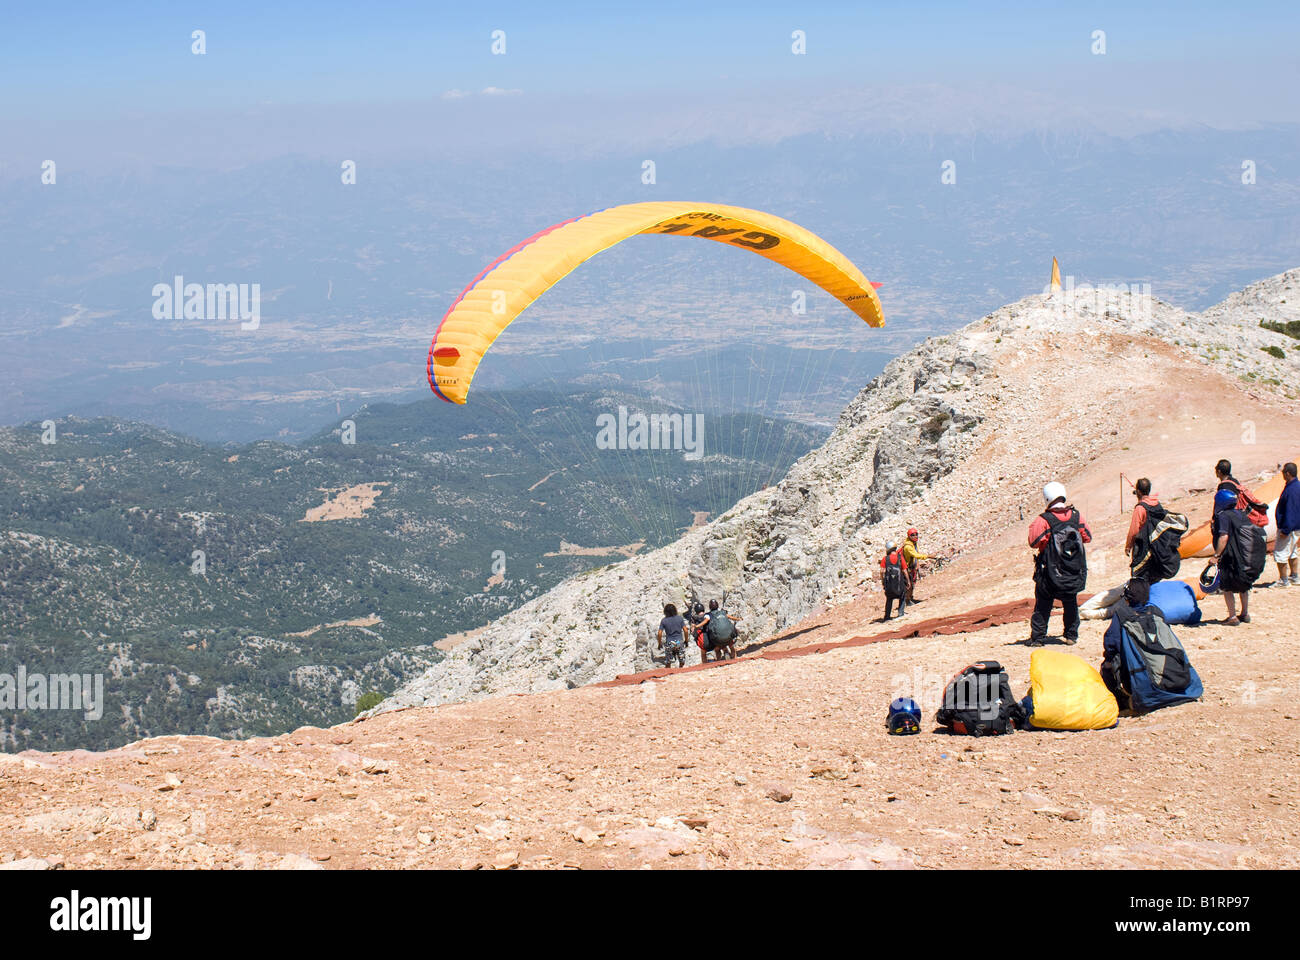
(4, 0, 1299, 174)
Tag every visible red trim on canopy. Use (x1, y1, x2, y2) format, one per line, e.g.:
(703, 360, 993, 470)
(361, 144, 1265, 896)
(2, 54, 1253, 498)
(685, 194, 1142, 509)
(427, 214, 588, 401)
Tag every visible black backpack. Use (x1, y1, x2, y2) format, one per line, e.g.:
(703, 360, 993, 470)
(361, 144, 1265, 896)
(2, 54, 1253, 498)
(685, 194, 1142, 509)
(1219, 510, 1267, 591)
(882, 551, 907, 599)
(706, 609, 736, 643)
(1131, 502, 1189, 582)
(934, 660, 1026, 736)
(1038, 508, 1087, 595)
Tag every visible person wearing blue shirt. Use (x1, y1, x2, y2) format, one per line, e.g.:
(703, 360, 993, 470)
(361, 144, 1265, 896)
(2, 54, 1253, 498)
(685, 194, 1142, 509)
(1275, 462, 1300, 587)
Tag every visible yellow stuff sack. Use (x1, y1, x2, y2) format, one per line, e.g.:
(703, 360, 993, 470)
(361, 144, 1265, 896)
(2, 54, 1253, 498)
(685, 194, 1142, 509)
(1027, 649, 1118, 730)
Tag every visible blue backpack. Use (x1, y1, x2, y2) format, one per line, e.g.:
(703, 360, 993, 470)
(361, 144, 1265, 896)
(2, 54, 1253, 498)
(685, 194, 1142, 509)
(1106, 603, 1203, 713)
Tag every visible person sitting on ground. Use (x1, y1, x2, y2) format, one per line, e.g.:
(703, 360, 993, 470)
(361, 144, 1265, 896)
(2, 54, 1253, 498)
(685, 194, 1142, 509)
(687, 601, 713, 663)
(901, 527, 932, 602)
(880, 540, 910, 620)
(1100, 578, 1151, 711)
(1027, 481, 1092, 646)
(657, 602, 688, 668)
(1274, 462, 1299, 587)
(704, 599, 740, 660)
(1212, 488, 1252, 625)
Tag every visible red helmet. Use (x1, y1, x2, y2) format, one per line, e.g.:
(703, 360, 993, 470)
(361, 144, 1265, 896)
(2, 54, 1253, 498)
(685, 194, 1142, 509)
(907, 528, 919, 540)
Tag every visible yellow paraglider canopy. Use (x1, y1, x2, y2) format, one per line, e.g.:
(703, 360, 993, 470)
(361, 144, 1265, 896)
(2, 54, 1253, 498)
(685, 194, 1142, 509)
(427, 201, 885, 403)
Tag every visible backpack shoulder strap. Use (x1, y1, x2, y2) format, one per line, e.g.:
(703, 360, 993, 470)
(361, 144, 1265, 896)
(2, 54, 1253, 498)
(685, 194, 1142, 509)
(1046, 508, 1079, 529)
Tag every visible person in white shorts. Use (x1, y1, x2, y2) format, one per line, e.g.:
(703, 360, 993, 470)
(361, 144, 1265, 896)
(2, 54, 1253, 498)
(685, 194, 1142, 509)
(1274, 463, 1299, 586)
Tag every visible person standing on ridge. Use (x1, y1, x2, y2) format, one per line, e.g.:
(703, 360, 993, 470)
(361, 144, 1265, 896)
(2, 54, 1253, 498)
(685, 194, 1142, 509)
(687, 601, 713, 662)
(704, 599, 740, 660)
(880, 540, 910, 621)
(1125, 478, 1160, 569)
(1212, 489, 1255, 624)
(1027, 482, 1092, 646)
(1124, 477, 1186, 583)
(901, 527, 931, 603)
(657, 603, 688, 669)
(1275, 462, 1300, 587)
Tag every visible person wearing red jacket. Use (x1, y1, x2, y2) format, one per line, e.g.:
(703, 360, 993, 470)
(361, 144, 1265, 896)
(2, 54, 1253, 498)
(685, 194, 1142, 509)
(1027, 481, 1092, 646)
(1123, 478, 1160, 556)
(1123, 477, 1167, 581)
(879, 541, 911, 620)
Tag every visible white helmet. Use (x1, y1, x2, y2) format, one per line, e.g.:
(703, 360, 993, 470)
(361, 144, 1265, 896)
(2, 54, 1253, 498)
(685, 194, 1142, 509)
(885, 540, 897, 551)
(1042, 481, 1067, 508)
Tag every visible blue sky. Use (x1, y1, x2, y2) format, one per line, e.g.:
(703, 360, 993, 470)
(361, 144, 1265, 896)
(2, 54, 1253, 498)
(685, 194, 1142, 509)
(4, 0, 1298, 109)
